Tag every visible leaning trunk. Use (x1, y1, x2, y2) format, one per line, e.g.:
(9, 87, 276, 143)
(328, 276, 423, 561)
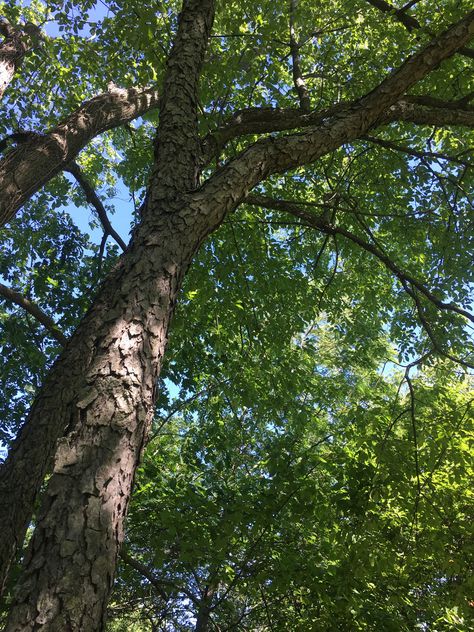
(0, 0, 216, 607)
(2, 203, 215, 630)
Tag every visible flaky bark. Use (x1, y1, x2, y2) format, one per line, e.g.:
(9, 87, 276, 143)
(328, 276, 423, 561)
(1, 203, 223, 630)
(0, 85, 159, 228)
(200, 97, 474, 164)
(1, 3, 473, 630)
(2, 1, 215, 629)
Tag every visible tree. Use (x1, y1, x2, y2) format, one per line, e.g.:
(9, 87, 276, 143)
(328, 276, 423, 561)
(0, 0, 472, 629)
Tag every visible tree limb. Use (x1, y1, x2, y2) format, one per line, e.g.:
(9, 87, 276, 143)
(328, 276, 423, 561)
(120, 548, 199, 605)
(289, 0, 311, 111)
(119, 549, 170, 601)
(0, 85, 160, 228)
(0, 19, 40, 98)
(364, 134, 473, 167)
(201, 97, 474, 166)
(151, 0, 215, 200)
(401, 280, 474, 369)
(382, 99, 474, 128)
(364, 0, 474, 59)
(245, 194, 474, 326)
(1, 12, 472, 225)
(0, 282, 67, 345)
(197, 12, 474, 216)
(65, 162, 128, 252)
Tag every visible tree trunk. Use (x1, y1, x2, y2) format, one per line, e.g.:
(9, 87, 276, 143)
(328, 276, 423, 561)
(2, 202, 217, 630)
(194, 583, 216, 632)
(1, 3, 472, 629)
(0, 1, 215, 611)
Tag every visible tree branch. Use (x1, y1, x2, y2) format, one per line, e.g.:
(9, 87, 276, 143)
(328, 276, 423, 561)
(0, 85, 160, 228)
(0, 282, 67, 345)
(197, 12, 474, 217)
(0, 19, 40, 98)
(245, 194, 474, 326)
(201, 97, 474, 167)
(401, 280, 474, 369)
(150, 0, 215, 200)
(119, 549, 169, 601)
(384, 98, 474, 127)
(65, 162, 128, 252)
(364, 0, 420, 31)
(364, 134, 473, 167)
(289, 0, 311, 111)
(120, 548, 200, 606)
(364, 0, 474, 59)
(200, 102, 349, 165)
(2, 10, 471, 227)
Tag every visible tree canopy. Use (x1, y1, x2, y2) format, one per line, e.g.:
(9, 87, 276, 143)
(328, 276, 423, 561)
(0, 0, 473, 630)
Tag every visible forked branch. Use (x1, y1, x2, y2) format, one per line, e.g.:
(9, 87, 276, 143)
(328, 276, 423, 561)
(65, 162, 127, 252)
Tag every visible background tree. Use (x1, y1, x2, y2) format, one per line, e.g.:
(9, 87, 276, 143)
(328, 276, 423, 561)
(0, 0, 473, 630)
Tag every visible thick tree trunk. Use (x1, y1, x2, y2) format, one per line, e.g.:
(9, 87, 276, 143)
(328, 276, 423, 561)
(2, 1, 217, 622)
(2, 203, 215, 630)
(1, 3, 472, 629)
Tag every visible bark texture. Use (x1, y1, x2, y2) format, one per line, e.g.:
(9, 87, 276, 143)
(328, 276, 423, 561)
(0, 86, 160, 228)
(2, 1, 216, 629)
(0, 3, 473, 630)
(2, 205, 220, 630)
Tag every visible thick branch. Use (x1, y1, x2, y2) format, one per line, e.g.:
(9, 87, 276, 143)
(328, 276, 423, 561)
(198, 12, 474, 213)
(364, 0, 422, 31)
(0, 282, 67, 345)
(0, 85, 160, 228)
(201, 97, 474, 165)
(151, 0, 215, 201)
(383, 99, 474, 127)
(65, 162, 128, 252)
(200, 102, 349, 164)
(245, 194, 474, 326)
